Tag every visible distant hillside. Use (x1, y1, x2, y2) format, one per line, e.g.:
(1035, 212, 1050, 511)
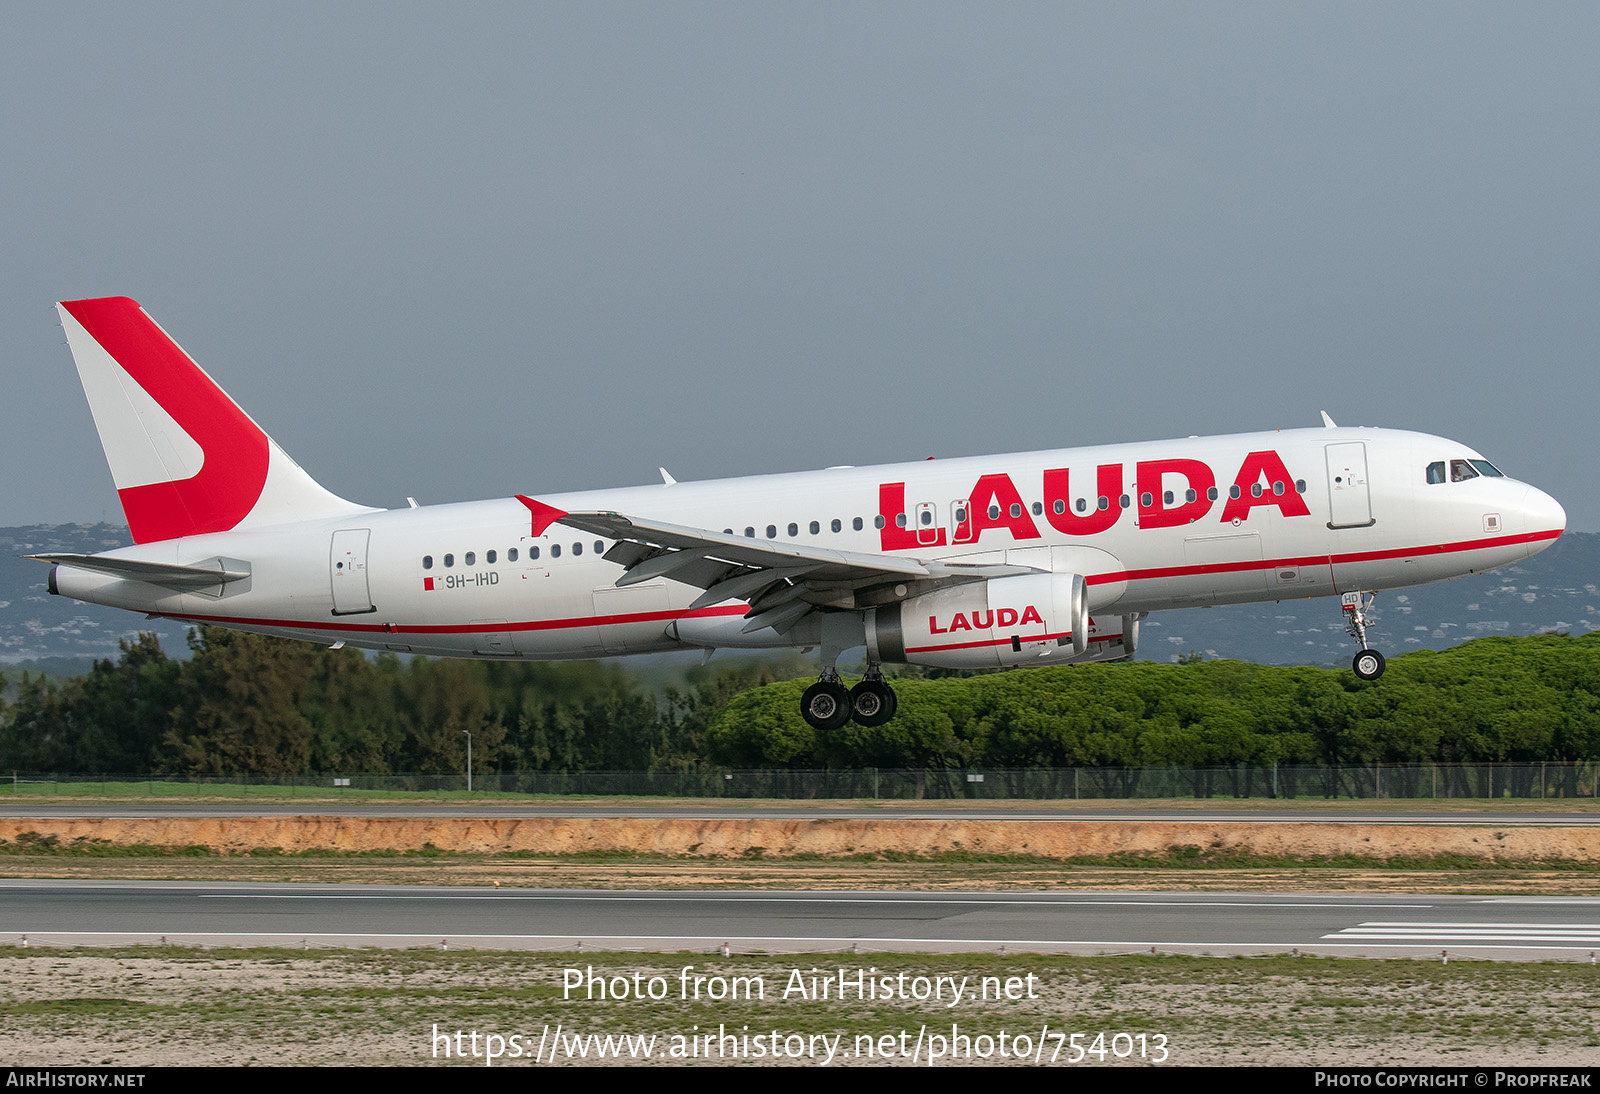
(0, 525, 191, 672)
(1, 524, 1591, 674)
(1140, 530, 1596, 664)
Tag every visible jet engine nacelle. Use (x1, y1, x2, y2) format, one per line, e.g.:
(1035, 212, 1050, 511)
(865, 572, 1087, 670)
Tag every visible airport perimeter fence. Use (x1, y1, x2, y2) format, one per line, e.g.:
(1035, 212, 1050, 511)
(4, 762, 1599, 800)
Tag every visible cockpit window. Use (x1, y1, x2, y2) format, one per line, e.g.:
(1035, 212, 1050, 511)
(1450, 459, 1479, 482)
(1470, 459, 1504, 478)
(1426, 462, 1446, 485)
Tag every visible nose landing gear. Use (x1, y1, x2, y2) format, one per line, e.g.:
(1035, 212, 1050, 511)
(1352, 646, 1386, 680)
(1342, 591, 1386, 680)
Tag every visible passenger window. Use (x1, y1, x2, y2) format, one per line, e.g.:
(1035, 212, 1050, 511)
(1140, 492, 1153, 508)
(465, 551, 475, 566)
(508, 548, 518, 562)
(1207, 487, 1219, 501)
(423, 556, 433, 570)
(988, 505, 1001, 519)
(529, 546, 539, 560)
(487, 550, 497, 564)
(1250, 484, 1263, 498)
(573, 542, 583, 555)
(919, 510, 933, 526)
(1272, 481, 1284, 496)
(810, 521, 820, 535)
(444, 553, 455, 568)
(893, 514, 906, 529)
(1097, 496, 1109, 511)
(745, 527, 755, 538)
(1294, 479, 1306, 493)
(1229, 485, 1242, 500)
(1032, 501, 1043, 516)
(874, 515, 885, 529)
(1184, 489, 1196, 503)
(595, 540, 604, 554)
(1119, 494, 1130, 509)
(1072, 499, 1084, 513)
(788, 523, 798, 537)
(1009, 503, 1022, 518)
(833, 518, 844, 532)
(766, 525, 777, 538)
(852, 517, 863, 531)
(551, 544, 561, 558)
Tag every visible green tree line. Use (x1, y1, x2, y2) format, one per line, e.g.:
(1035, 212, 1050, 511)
(0, 628, 1596, 775)
(0, 627, 793, 776)
(707, 632, 1600, 770)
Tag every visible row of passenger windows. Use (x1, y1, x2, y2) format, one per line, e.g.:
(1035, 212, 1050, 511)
(719, 480, 1312, 540)
(958, 479, 1309, 521)
(422, 540, 608, 569)
(419, 478, 1317, 566)
(728, 517, 872, 538)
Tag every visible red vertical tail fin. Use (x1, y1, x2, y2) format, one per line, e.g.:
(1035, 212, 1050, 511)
(57, 297, 374, 542)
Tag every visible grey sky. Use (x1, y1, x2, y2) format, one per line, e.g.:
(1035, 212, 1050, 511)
(4, 3, 1596, 530)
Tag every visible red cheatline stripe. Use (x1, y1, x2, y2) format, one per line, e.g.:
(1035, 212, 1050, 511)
(165, 603, 748, 635)
(159, 528, 1561, 639)
(1083, 528, 1561, 586)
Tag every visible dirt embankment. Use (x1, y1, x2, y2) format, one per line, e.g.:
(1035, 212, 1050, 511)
(3, 815, 1599, 862)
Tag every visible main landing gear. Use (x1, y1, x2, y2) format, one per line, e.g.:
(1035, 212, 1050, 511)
(1341, 591, 1386, 681)
(800, 664, 899, 730)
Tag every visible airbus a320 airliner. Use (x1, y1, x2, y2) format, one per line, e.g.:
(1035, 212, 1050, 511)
(37, 297, 1566, 730)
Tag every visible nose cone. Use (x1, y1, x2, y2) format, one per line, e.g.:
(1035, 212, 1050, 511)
(1519, 484, 1566, 558)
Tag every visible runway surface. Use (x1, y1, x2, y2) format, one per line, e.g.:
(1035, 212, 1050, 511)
(4, 880, 1599, 958)
(2, 803, 1597, 824)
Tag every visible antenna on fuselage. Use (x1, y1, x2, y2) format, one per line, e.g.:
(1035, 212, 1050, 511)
(1320, 411, 1338, 429)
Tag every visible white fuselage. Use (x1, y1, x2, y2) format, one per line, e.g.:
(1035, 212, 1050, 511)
(51, 425, 1566, 663)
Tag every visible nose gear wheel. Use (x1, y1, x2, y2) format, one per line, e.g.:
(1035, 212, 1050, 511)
(1341, 592, 1386, 680)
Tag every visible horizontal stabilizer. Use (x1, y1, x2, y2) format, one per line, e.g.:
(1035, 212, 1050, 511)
(29, 553, 251, 590)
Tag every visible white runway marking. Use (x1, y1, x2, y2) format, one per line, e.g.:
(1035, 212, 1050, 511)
(1324, 921, 1600, 945)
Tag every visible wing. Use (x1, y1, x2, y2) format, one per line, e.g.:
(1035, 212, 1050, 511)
(559, 511, 1038, 634)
